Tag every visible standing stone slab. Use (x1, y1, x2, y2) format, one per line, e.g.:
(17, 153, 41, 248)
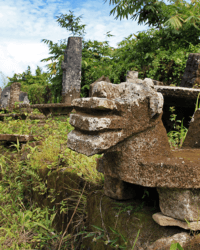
(0, 88, 2, 102)
(0, 86, 10, 108)
(157, 188, 200, 222)
(180, 53, 200, 88)
(9, 82, 21, 109)
(61, 37, 82, 104)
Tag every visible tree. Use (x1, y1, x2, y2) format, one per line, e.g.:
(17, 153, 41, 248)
(104, 0, 200, 30)
(56, 11, 86, 36)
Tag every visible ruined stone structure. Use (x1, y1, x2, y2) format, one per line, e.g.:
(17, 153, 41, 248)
(67, 72, 200, 230)
(180, 53, 200, 88)
(61, 37, 82, 104)
(9, 82, 21, 108)
(0, 83, 29, 109)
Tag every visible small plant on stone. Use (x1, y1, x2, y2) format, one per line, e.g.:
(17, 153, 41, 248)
(83, 225, 129, 249)
(167, 106, 188, 149)
(170, 242, 184, 250)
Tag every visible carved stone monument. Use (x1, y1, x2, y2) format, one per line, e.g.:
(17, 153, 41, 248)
(61, 37, 82, 104)
(67, 72, 200, 230)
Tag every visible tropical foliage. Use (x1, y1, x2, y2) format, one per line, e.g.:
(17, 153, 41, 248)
(5, 2, 200, 103)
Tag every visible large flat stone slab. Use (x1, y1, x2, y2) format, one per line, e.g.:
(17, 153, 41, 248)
(0, 134, 35, 142)
(153, 212, 200, 231)
(155, 85, 200, 107)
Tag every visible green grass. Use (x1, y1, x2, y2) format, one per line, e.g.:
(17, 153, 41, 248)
(0, 113, 103, 249)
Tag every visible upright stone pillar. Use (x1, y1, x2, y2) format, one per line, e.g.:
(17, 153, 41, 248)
(0, 87, 2, 107)
(180, 53, 200, 88)
(61, 37, 82, 104)
(9, 82, 21, 109)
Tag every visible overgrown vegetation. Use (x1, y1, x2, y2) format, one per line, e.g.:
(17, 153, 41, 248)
(2, 1, 200, 248)
(0, 114, 103, 249)
(6, 0, 200, 103)
(0, 106, 194, 249)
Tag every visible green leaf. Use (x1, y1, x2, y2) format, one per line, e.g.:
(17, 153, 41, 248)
(92, 225, 105, 231)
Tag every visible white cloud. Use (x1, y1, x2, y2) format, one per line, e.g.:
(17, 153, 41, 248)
(0, 0, 147, 88)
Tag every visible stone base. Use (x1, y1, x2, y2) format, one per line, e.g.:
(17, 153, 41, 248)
(157, 188, 200, 222)
(153, 212, 200, 231)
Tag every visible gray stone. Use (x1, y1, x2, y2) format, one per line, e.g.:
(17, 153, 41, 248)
(180, 53, 200, 88)
(19, 92, 29, 104)
(126, 70, 138, 82)
(153, 212, 200, 231)
(68, 78, 164, 157)
(61, 37, 82, 104)
(9, 82, 21, 109)
(148, 231, 191, 249)
(0, 86, 10, 108)
(155, 85, 200, 107)
(89, 75, 111, 97)
(0, 84, 30, 109)
(157, 188, 200, 222)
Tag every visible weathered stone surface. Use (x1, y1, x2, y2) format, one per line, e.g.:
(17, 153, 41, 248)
(153, 80, 165, 86)
(0, 84, 30, 109)
(182, 109, 200, 148)
(155, 85, 200, 107)
(69, 113, 123, 131)
(89, 75, 111, 97)
(153, 212, 200, 231)
(19, 92, 29, 104)
(98, 135, 200, 189)
(68, 74, 200, 194)
(0, 134, 35, 142)
(61, 37, 82, 104)
(68, 78, 164, 157)
(126, 70, 138, 82)
(148, 232, 191, 250)
(9, 82, 21, 108)
(84, 190, 186, 250)
(157, 188, 200, 222)
(104, 175, 136, 200)
(72, 97, 117, 110)
(0, 86, 10, 108)
(180, 53, 200, 88)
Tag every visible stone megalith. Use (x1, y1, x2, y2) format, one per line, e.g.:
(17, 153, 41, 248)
(0, 83, 30, 109)
(9, 82, 21, 108)
(0, 86, 11, 108)
(61, 37, 82, 104)
(67, 72, 200, 228)
(180, 53, 200, 88)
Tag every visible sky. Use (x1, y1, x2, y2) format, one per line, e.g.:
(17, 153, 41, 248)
(0, 0, 147, 88)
